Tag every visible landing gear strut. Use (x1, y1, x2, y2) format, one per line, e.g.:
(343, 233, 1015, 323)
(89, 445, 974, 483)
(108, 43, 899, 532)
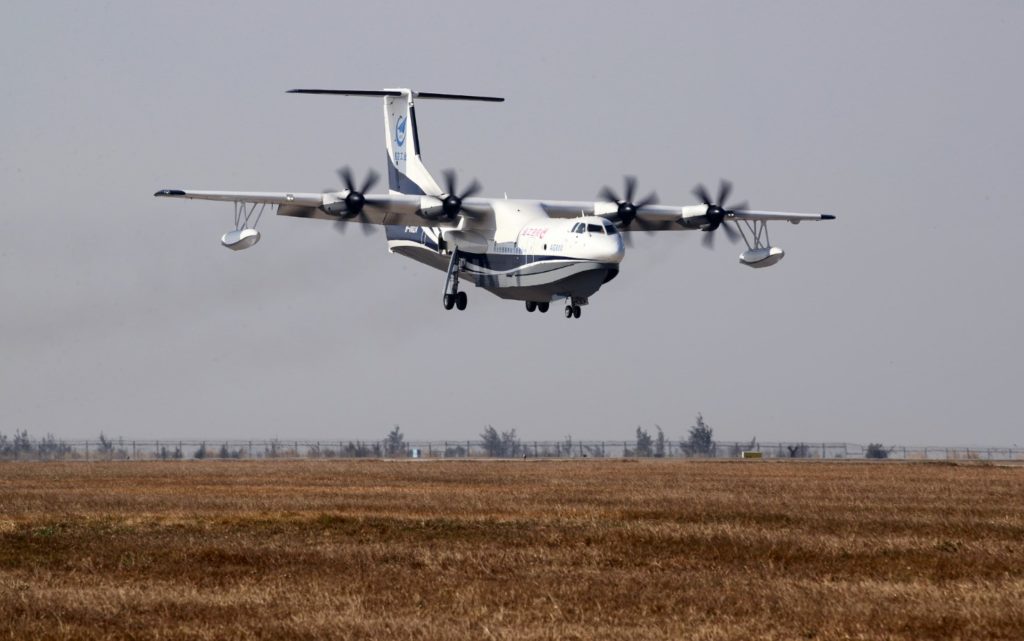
(442, 249, 468, 311)
(563, 297, 585, 319)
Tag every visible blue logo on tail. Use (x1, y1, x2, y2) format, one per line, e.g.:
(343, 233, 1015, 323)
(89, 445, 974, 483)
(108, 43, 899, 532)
(395, 116, 407, 147)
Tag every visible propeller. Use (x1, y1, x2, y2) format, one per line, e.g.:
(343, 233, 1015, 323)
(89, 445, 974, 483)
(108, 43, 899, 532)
(327, 166, 379, 236)
(598, 177, 659, 229)
(427, 169, 485, 221)
(691, 179, 747, 249)
(598, 176, 659, 246)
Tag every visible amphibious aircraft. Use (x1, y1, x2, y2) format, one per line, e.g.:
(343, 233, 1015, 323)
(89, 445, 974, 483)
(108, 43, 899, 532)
(155, 88, 835, 319)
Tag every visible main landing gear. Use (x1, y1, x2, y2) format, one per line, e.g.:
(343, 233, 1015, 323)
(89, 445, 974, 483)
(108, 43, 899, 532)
(563, 296, 586, 319)
(442, 248, 469, 311)
(525, 301, 549, 313)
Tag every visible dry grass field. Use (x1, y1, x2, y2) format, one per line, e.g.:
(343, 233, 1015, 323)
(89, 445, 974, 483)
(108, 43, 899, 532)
(0, 459, 1022, 640)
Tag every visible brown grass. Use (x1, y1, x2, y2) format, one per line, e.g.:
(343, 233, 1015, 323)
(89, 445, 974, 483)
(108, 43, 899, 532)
(0, 459, 1022, 640)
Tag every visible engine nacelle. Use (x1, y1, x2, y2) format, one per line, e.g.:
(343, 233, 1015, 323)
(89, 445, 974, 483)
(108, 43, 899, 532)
(221, 228, 260, 251)
(739, 246, 784, 268)
(680, 204, 711, 229)
(442, 229, 489, 252)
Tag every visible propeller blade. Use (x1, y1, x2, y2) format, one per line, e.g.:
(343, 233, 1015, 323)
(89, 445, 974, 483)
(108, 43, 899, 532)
(337, 167, 356, 192)
(728, 201, 749, 213)
(462, 203, 493, 220)
(360, 168, 379, 194)
(623, 175, 637, 203)
(622, 231, 634, 247)
(635, 192, 659, 209)
(442, 169, 458, 196)
(702, 230, 715, 249)
(598, 186, 619, 203)
(693, 184, 712, 205)
(717, 179, 732, 208)
(358, 217, 376, 236)
(460, 178, 481, 200)
(721, 221, 740, 243)
(636, 217, 658, 234)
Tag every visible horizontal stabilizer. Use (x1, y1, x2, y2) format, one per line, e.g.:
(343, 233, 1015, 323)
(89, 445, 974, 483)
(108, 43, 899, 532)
(287, 89, 504, 102)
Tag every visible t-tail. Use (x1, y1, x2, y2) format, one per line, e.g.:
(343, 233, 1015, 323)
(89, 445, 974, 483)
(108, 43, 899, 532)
(286, 88, 503, 196)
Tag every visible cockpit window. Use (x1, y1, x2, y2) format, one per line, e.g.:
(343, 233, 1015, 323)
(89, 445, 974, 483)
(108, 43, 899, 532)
(604, 223, 619, 235)
(587, 224, 603, 234)
(571, 223, 584, 233)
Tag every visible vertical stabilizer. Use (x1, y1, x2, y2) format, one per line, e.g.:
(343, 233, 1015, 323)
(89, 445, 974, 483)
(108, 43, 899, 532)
(286, 88, 503, 197)
(383, 89, 442, 196)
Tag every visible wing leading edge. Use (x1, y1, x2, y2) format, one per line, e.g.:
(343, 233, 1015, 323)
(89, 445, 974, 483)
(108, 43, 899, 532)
(153, 189, 464, 228)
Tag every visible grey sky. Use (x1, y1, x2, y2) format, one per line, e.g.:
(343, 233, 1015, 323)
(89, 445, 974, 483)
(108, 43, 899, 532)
(2, 1, 1022, 445)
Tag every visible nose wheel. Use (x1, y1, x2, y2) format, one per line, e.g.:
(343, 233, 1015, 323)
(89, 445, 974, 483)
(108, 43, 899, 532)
(444, 291, 468, 311)
(564, 304, 581, 319)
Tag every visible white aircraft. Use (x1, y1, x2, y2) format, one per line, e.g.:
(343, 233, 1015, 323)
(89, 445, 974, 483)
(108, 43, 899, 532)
(155, 88, 835, 319)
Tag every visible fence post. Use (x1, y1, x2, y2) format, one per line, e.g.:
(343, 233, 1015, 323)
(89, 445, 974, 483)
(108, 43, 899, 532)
(467, 440, 471, 458)
(85, 440, 89, 461)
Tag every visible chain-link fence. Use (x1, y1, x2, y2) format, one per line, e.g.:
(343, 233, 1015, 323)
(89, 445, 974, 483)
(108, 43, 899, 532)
(0, 437, 1021, 462)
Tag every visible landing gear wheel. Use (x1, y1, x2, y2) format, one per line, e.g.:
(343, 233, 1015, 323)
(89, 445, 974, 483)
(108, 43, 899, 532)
(525, 301, 537, 313)
(455, 291, 468, 311)
(572, 305, 581, 319)
(443, 294, 455, 310)
(537, 302, 549, 313)
(565, 305, 573, 319)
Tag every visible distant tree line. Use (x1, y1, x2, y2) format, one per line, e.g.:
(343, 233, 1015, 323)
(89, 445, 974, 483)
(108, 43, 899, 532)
(0, 422, 909, 461)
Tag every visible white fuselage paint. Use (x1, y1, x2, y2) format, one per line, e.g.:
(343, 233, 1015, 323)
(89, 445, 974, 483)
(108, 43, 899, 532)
(386, 205, 625, 303)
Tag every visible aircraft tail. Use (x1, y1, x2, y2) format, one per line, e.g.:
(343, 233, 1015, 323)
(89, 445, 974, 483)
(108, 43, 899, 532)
(287, 88, 503, 196)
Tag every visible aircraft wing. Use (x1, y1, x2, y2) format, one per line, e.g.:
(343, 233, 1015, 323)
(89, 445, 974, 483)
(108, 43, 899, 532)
(153, 189, 461, 228)
(540, 199, 833, 230)
(728, 210, 835, 222)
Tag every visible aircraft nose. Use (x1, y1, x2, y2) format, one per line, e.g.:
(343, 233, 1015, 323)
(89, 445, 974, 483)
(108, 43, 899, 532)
(608, 235, 625, 263)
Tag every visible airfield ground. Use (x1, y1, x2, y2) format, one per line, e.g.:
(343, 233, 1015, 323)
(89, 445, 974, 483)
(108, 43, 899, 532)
(0, 459, 1021, 640)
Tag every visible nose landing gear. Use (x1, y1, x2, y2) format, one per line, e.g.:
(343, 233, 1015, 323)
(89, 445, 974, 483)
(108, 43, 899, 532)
(444, 291, 468, 311)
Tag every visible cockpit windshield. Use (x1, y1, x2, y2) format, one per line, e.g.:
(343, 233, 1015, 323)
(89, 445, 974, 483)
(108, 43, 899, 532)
(572, 221, 619, 235)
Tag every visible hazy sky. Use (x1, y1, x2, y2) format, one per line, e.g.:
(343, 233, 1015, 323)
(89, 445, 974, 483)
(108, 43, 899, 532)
(2, 1, 1022, 446)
